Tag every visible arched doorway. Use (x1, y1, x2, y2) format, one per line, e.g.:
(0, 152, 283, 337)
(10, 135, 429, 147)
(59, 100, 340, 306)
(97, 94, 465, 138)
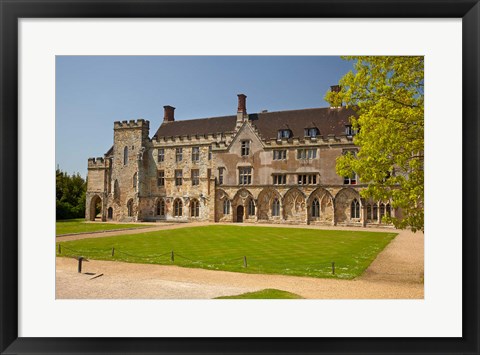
(89, 195, 102, 221)
(236, 205, 244, 223)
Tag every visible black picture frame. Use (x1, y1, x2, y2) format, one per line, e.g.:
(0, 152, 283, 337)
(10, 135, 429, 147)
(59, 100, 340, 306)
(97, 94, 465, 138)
(1, 1, 478, 354)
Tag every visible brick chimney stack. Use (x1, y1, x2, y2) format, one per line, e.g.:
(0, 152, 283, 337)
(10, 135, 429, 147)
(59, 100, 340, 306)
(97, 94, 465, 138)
(163, 105, 175, 122)
(237, 94, 247, 114)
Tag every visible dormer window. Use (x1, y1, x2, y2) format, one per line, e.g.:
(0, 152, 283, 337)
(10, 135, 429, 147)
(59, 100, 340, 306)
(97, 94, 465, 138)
(277, 129, 291, 139)
(345, 125, 357, 136)
(304, 128, 319, 138)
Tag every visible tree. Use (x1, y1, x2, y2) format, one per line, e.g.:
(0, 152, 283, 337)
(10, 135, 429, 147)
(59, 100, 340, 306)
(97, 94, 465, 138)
(56, 168, 87, 220)
(325, 56, 424, 232)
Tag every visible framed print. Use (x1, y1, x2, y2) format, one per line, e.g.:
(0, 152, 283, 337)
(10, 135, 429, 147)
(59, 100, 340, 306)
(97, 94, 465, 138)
(1, 0, 479, 354)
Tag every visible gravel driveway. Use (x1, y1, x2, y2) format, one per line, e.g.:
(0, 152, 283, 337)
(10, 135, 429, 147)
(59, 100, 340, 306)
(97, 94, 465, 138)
(56, 223, 424, 299)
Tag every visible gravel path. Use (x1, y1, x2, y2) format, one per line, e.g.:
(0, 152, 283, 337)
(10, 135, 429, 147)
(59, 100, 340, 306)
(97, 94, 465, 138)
(56, 223, 424, 299)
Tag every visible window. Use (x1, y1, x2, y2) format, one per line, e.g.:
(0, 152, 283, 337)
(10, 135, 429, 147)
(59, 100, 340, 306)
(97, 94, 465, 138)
(157, 170, 165, 187)
(304, 128, 319, 138)
(273, 150, 287, 160)
(297, 148, 317, 159)
(123, 146, 128, 165)
(343, 173, 358, 185)
(241, 140, 250, 156)
(311, 198, 320, 217)
(174, 199, 183, 217)
(133, 173, 137, 191)
(297, 174, 317, 185)
(175, 169, 183, 186)
(277, 129, 291, 139)
(157, 148, 164, 162)
(156, 199, 165, 216)
(218, 168, 224, 185)
(113, 180, 120, 200)
(223, 199, 231, 214)
(127, 199, 133, 217)
(386, 203, 391, 218)
(345, 125, 357, 136)
(175, 148, 183, 162)
(239, 167, 252, 185)
(208, 145, 212, 160)
(297, 149, 317, 159)
(190, 199, 200, 217)
(191, 169, 200, 186)
(273, 174, 287, 185)
(351, 199, 360, 219)
(272, 198, 281, 217)
(248, 199, 255, 216)
(191, 146, 200, 162)
(380, 203, 386, 221)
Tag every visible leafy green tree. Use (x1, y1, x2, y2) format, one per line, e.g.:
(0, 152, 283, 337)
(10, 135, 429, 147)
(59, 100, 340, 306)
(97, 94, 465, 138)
(325, 56, 424, 232)
(56, 168, 87, 220)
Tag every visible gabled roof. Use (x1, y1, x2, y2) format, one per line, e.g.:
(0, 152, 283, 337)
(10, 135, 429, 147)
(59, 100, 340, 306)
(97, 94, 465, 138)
(153, 115, 237, 139)
(152, 106, 356, 140)
(249, 107, 356, 140)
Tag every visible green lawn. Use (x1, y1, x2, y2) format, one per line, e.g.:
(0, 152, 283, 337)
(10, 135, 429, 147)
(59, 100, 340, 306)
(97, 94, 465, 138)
(216, 289, 303, 299)
(56, 219, 148, 236)
(56, 225, 396, 279)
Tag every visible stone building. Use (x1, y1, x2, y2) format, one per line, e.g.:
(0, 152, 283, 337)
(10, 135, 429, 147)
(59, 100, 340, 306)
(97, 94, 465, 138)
(86, 87, 396, 227)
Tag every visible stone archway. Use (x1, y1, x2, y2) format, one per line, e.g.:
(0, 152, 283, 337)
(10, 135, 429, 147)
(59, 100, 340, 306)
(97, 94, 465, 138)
(307, 187, 334, 225)
(283, 188, 306, 223)
(257, 187, 282, 221)
(334, 188, 361, 224)
(89, 195, 102, 221)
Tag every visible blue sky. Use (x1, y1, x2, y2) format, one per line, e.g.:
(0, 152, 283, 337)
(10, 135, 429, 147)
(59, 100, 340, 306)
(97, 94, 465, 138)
(56, 56, 354, 178)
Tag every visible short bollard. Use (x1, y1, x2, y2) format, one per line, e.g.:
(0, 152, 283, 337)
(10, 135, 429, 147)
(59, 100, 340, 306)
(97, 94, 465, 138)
(111, 247, 115, 257)
(58, 244, 61, 254)
(331, 262, 335, 275)
(78, 257, 84, 273)
(171, 251, 174, 263)
(243, 256, 247, 268)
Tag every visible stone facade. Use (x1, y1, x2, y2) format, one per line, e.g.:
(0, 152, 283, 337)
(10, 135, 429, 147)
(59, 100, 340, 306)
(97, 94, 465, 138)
(86, 91, 397, 227)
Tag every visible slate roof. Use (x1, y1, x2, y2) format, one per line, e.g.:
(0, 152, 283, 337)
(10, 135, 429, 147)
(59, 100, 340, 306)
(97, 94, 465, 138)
(152, 107, 357, 140)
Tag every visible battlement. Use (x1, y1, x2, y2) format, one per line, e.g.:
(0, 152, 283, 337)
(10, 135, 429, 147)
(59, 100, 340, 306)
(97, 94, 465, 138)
(88, 157, 106, 168)
(114, 119, 150, 130)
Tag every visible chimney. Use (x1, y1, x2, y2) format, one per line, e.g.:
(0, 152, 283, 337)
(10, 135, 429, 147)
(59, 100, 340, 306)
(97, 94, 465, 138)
(163, 105, 175, 122)
(237, 94, 247, 114)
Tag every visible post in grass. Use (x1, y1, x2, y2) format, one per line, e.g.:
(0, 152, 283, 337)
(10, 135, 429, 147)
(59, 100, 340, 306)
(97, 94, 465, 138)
(111, 247, 115, 257)
(243, 256, 247, 268)
(331, 262, 335, 275)
(171, 250, 174, 263)
(58, 244, 61, 254)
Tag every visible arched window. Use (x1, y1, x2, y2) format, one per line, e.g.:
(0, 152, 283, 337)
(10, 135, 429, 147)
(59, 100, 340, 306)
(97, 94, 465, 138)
(367, 204, 372, 220)
(133, 172, 137, 191)
(123, 146, 128, 165)
(373, 203, 378, 220)
(380, 203, 386, 221)
(156, 199, 165, 216)
(311, 198, 320, 217)
(272, 198, 280, 217)
(127, 199, 133, 217)
(190, 199, 199, 217)
(174, 199, 183, 217)
(386, 203, 391, 217)
(107, 207, 113, 219)
(248, 198, 255, 216)
(113, 180, 120, 200)
(223, 199, 231, 215)
(350, 199, 360, 219)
